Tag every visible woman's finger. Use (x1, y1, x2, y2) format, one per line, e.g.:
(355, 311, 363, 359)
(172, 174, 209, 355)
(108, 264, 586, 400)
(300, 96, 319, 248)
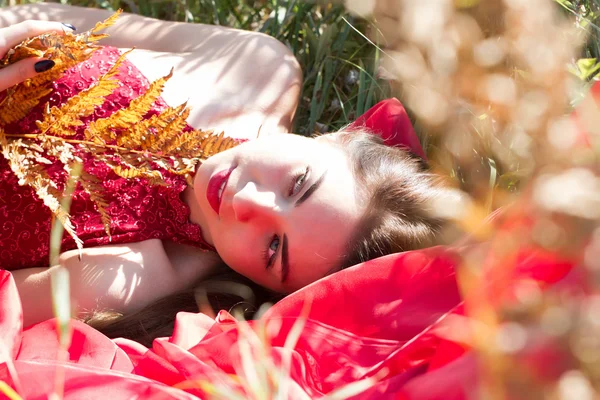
(0, 20, 75, 56)
(0, 57, 54, 92)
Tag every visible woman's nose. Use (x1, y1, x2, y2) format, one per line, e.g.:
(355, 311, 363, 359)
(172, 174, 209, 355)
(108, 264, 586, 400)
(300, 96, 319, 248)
(232, 181, 278, 223)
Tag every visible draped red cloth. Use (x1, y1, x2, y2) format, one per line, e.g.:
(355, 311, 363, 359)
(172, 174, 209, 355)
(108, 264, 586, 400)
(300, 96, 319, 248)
(0, 242, 579, 399)
(0, 90, 595, 398)
(348, 98, 427, 160)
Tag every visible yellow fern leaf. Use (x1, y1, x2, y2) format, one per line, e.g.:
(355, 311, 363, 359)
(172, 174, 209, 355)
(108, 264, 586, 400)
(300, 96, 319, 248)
(28, 49, 98, 89)
(199, 131, 236, 157)
(86, 68, 174, 140)
(111, 164, 165, 186)
(0, 86, 53, 125)
(176, 131, 236, 159)
(111, 164, 160, 179)
(38, 50, 131, 136)
(1, 140, 82, 249)
(146, 104, 191, 152)
(161, 128, 209, 156)
(167, 162, 199, 177)
(115, 114, 157, 148)
(0, 31, 102, 126)
(0, 35, 46, 65)
(200, 133, 220, 156)
(79, 171, 112, 237)
(116, 102, 187, 148)
(85, 33, 110, 43)
(59, 49, 128, 116)
(90, 10, 123, 34)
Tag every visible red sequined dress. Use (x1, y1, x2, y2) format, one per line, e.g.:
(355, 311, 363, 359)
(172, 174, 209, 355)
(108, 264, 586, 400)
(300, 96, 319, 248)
(0, 47, 212, 270)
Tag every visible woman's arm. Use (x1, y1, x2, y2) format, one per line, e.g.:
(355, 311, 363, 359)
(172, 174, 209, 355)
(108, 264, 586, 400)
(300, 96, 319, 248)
(0, 3, 303, 138)
(0, 3, 244, 53)
(11, 239, 218, 328)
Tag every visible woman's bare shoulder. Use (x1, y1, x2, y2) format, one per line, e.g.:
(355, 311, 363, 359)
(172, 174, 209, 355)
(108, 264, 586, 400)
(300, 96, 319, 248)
(13, 239, 218, 326)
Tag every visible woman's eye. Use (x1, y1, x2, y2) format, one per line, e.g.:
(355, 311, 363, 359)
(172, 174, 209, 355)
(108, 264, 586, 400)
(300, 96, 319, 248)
(289, 167, 310, 196)
(265, 235, 280, 269)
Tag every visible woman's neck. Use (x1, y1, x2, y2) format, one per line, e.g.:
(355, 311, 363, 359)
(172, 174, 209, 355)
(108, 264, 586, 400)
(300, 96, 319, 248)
(162, 240, 222, 285)
(182, 185, 214, 246)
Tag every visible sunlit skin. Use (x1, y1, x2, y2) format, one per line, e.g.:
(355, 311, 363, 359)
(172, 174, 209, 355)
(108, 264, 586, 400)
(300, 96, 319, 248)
(191, 134, 366, 293)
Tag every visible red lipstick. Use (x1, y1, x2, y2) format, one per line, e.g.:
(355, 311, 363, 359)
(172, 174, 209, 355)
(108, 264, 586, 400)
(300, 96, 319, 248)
(206, 167, 235, 215)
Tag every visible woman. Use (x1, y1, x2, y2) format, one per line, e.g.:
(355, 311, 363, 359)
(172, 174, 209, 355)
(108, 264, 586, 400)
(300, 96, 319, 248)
(0, 4, 445, 335)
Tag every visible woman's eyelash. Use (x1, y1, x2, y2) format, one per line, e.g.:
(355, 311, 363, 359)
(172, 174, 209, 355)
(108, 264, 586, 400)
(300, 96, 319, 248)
(263, 167, 307, 270)
(263, 234, 280, 270)
(288, 166, 310, 197)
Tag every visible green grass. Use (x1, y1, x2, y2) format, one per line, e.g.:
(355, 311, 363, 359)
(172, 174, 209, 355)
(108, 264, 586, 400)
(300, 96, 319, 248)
(4, 1, 599, 136)
(1, 0, 388, 135)
(89, 0, 389, 135)
(559, 0, 600, 99)
(560, 0, 600, 58)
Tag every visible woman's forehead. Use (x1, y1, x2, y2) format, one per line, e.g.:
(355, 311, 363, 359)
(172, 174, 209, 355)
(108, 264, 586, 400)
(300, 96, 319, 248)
(249, 133, 339, 156)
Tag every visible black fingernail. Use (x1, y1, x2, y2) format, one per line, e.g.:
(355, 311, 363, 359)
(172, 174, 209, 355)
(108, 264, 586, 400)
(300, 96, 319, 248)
(35, 60, 55, 73)
(62, 23, 76, 31)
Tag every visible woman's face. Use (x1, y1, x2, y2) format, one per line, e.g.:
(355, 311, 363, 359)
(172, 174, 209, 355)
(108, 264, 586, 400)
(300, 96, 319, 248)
(193, 134, 364, 293)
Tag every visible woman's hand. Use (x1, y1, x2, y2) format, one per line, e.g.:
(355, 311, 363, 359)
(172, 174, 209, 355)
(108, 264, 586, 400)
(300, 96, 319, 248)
(0, 20, 74, 92)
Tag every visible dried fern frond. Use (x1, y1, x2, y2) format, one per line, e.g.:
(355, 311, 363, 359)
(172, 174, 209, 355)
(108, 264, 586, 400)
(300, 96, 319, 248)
(36, 49, 132, 136)
(0, 10, 239, 247)
(1, 137, 83, 251)
(86, 68, 174, 140)
(89, 9, 122, 37)
(147, 104, 191, 152)
(111, 164, 165, 186)
(0, 12, 122, 126)
(181, 130, 237, 159)
(78, 171, 112, 237)
(0, 86, 53, 125)
(116, 102, 188, 148)
(0, 10, 121, 67)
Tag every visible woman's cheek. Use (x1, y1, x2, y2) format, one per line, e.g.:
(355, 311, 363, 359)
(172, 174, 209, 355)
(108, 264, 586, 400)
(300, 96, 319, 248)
(216, 236, 244, 270)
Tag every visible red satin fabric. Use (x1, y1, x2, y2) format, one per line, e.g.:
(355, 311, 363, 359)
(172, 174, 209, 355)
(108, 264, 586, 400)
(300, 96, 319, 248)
(0, 241, 577, 399)
(347, 98, 427, 160)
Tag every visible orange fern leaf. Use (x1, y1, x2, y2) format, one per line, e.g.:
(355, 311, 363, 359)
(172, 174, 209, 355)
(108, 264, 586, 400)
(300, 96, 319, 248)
(193, 131, 237, 158)
(90, 9, 123, 35)
(110, 164, 166, 187)
(1, 140, 82, 251)
(0, 30, 102, 126)
(146, 104, 191, 152)
(79, 171, 112, 237)
(116, 102, 187, 148)
(0, 86, 53, 125)
(86, 68, 174, 140)
(36, 50, 131, 136)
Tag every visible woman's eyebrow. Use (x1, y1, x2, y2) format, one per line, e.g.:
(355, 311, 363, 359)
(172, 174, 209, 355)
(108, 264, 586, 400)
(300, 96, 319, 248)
(294, 170, 328, 208)
(281, 233, 289, 283)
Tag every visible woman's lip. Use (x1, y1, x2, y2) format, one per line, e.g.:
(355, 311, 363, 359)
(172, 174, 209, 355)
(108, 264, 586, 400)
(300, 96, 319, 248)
(206, 167, 235, 215)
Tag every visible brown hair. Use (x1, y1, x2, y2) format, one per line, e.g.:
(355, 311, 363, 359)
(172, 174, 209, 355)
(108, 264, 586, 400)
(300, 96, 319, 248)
(329, 130, 447, 269)
(86, 265, 278, 348)
(88, 130, 447, 346)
